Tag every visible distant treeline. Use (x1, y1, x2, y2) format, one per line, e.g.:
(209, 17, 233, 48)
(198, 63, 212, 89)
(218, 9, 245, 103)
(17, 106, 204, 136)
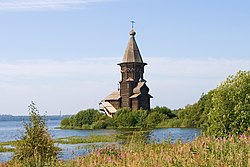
(61, 71, 250, 137)
(0, 115, 71, 121)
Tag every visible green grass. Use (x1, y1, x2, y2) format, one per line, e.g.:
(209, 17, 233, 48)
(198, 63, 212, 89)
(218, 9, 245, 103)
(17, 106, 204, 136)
(55, 134, 120, 144)
(0, 141, 17, 152)
(59, 126, 92, 130)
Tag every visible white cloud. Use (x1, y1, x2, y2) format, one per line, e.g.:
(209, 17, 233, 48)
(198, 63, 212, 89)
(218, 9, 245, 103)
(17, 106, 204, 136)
(0, 57, 249, 115)
(0, 0, 113, 11)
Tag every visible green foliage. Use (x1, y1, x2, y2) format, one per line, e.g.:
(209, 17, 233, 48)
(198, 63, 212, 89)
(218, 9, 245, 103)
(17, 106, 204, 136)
(60, 117, 70, 127)
(177, 104, 199, 127)
(103, 117, 116, 128)
(205, 71, 250, 137)
(146, 111, 167, 127)
(175, 91, 215, 128)
(60, 109, 106, 128)
(133, 109, 148, 128)
(91, 120, 108, 129)
(74, 109, 102, 126)
(197, 90, 214, 128)
(113, 108, 138, 127)
(159, 70, 250, 135)
(113, 107, 177, 128)
(61, 107, 177, 129)
(173, 71, 250, 135)
(158, 118, 183, 128)
(13, 102, 58, 166)
(151, 106, 176, 118)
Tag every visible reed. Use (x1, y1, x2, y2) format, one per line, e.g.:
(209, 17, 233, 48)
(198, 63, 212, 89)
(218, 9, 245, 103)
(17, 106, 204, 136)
(4, 134, 250, 167)
(61, 134, 249, 167)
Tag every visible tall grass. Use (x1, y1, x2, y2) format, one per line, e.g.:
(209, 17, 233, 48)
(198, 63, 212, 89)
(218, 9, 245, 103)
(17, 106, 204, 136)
(62, 134, 249, 167)
(3, 134, 249, 167)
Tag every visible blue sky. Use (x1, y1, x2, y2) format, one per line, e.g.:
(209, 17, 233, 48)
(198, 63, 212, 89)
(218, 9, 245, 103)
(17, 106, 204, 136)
(0, 0, 250, 115)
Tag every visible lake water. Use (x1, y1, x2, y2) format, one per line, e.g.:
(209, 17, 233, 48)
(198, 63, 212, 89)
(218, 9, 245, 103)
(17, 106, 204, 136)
(0, 120, 200, 163)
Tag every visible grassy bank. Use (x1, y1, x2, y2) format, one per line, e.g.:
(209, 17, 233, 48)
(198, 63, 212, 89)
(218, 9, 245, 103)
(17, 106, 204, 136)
(58, 126, 93, 130)
(5, 134, 250, 167)
(55, 134, 120, 144)
(0, 141, 17, 153)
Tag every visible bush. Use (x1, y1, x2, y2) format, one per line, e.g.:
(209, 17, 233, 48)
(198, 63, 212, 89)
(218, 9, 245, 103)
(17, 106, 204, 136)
(146, 111, 168, 127)
(104, 117, 117, 128)
(204, 71, 250, 137)
(151, 106, 176, 118)
(133, 109, 148, 128)
(177, 104, 199, 127)
(164, 118, 183, 127)
(91, 120, 108, 129)
(60, 117, 70, 127)
(74, 109, 103, 126)
(13, 102, 58, 166)
(113, 108, 137, 127)
(63, 107, 177, 129)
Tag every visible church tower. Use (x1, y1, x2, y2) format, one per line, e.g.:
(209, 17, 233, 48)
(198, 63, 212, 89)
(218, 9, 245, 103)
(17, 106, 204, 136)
(100, 28, 152, 117)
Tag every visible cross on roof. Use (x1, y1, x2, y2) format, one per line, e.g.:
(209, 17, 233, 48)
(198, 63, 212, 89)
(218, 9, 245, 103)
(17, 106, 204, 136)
(131, 20, 135, 29)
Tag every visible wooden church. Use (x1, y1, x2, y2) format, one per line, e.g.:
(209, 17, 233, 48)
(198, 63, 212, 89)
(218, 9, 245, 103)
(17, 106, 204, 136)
(99, 28, 152, 117)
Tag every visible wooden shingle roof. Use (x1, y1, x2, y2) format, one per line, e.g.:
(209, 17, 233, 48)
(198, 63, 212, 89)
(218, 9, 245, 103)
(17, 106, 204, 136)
(103, 90, 121, 101)
(121, 29, 144, 63)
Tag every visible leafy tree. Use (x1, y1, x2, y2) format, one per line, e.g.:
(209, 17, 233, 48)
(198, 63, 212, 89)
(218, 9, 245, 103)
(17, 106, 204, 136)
(114, 108, 137, 127)
(74, 109, 103, 126)
(177, 104, 201, 127)
(134, 109, 148, 128)
(151, 106, 176, 118)
(198, 90, 214, 129)
(103, 116, 116, 128)
(146, 111, 167, 127)
(60, 117, 70, 127)
(91, 120, 107, 129)
(205, 71, 250, 136)
(13, 102, 58, 166)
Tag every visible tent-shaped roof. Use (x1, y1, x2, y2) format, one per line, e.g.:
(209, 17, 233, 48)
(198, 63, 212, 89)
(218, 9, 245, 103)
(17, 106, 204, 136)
(121, 29, 144, 63)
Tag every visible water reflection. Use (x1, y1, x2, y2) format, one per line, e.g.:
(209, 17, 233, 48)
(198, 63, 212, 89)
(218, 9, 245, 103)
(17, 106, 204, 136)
(150, 128, 201, 143)
(58, 142, 119, 160)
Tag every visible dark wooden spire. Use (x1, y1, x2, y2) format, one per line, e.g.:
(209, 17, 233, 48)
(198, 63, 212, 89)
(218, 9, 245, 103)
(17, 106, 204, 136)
(121, 29, 144, 63)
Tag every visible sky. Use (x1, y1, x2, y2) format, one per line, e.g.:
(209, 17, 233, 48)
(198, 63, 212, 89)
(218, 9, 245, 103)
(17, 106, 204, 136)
(0, 0, 249, 115)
